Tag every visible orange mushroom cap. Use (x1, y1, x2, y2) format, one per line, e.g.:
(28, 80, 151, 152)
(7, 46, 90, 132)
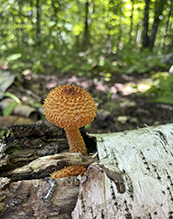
(43, 84, 97, 129)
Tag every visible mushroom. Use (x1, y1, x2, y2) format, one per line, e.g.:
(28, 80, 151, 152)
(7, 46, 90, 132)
(43, 84, 97, 155)
(50, 165, 88, 178)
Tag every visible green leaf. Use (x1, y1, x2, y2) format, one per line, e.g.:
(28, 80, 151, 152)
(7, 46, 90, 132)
(3, 102, 17, 116)
(7, 53, 22, 61)
(154, 97, 173, 104)
(0, 130, 4, 137)
(32, 62, 45, 73)
(4, 92, 21, 103)
(48, 21, 56, 27)
(31, 102, 43, 108)
(107, 90, 112, 99)
(61, 64, 74, 73)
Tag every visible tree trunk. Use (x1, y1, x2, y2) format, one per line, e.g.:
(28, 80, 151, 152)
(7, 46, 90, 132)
(135, 21, 142, 49)
(36, 0, 41, 46)
(50, 0, 60, 47)
(163, 0, 172, 48)
(106, 33, 111, 54)
(72, 123, 173, 218)
(18, 0, 25, 46)
(148, 0, 167, 50)
(82, 0, 90, 50)
(142, 0, 150, 49)
(169, 26, 173, 49)
(129, 0, 134, 44)
(117, 16, 123, 50)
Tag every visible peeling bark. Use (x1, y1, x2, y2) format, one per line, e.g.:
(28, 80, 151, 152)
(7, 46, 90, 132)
(72, 124, 173, 218)
(0, 177, 79, 219)
(1, 152, 97, 181)
(0, 153, 97, 218)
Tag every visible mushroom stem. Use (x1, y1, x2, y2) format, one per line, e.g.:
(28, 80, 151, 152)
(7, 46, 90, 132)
(64, 128, 87, 155)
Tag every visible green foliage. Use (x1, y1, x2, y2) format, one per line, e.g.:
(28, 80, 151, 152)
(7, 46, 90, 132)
(3, 102, 17, 116)
(84, 124, 91, 129)
(0, 0, 172, 75)
(118, 48, 168, 74)
(61, 64, 75, 73)
(3, 92, 20, 116)
(107, 90, 112, 99)
(146, 74, 173, 104)
(4, 92, 20, 103)
(0, 0, 172, 110)
(32, 62, 45, 74)
(6, 53, 22, 62)
(0, 130, 4, 137)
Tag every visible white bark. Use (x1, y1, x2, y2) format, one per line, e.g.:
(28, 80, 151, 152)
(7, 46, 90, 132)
(72, 124, 173, 219)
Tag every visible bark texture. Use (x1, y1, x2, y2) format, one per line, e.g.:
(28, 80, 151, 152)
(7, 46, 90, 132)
(1, 123, 173, 218)
(0, 177, 78, 219)
(0, 152, 97, 219)
(72, 124, 173, 218)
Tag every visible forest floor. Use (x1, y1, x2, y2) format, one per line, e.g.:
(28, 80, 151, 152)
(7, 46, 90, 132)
(0, 69, 173, 186)
(1, 70, 172, 134)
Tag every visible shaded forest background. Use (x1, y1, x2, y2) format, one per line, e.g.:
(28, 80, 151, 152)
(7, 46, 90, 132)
(1, 0, 173, 73)
(0, 0, 173, 133)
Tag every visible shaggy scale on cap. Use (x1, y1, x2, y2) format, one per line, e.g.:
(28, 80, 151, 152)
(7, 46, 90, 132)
(50, 165, 87, 178)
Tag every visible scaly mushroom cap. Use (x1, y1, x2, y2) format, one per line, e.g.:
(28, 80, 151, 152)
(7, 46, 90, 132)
(43, 84, 97, 129)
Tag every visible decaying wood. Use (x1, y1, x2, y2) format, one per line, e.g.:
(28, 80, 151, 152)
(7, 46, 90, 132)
(1, 123, 173, 218)
(0, 123, 67, 172)
(0, 152, 97, 219)
(4, 152, 98, 181)
(72, 124, 173, 219)
(0, 122, 97, 218)
(0, 123, 96, 174)
(0, 177, 79, 219)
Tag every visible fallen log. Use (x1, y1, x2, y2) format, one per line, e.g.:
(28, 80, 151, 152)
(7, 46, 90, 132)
(72, 123, 173, 219)
(1, 123, 173, 218)
(0, 153, 97, 219)
(0, 177, 76, 219)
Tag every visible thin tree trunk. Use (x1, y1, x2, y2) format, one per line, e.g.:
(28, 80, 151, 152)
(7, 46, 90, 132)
(30, 0, 34, 25)
(142, 0, 150, 49)
(129, 0, 134, 43)
(36, 0, 41, 46)
(148, 0, 167, 51)
(169, 25, 173, 49)
(18, 0, 26, 46)
(106, 33, 111, 54)
(135, 21, 142, 49)
(50, 0, 59, 47)
(117, 16, 123, 50)
(82, 0, 90, 50)
(163, 0, 172, 48)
